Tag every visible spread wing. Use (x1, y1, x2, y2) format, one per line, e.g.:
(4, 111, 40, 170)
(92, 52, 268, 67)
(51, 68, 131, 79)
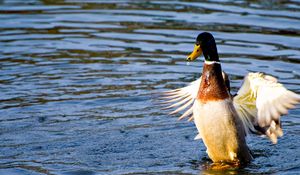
(160, 77, 201, 122)
(160, 72, 230, 141)
(233, 72, 300, 144)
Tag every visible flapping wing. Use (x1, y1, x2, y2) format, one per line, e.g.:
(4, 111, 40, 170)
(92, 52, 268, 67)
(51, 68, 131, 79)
(160, 77, 201, 121)
(160, 72, 230, 122)
(233, 72, 300, 144)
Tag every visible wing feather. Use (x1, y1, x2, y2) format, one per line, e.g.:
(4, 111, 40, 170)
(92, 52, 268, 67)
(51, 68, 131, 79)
(234, 72, 300, 144)
(160, 78, 201, 121)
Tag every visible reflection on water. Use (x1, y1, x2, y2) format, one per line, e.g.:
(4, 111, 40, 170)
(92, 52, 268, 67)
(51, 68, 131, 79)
(0, 0, 300, 174)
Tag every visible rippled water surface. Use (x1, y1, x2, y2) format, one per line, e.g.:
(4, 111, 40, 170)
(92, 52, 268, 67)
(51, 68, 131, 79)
(1, 0, 300, 174)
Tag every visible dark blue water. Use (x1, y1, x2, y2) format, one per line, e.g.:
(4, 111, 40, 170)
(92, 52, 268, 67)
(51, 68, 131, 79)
(0, 0, 300, 174)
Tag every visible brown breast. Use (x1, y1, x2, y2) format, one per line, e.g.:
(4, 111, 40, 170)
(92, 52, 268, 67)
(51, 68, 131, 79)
(197, 63, 230, 102)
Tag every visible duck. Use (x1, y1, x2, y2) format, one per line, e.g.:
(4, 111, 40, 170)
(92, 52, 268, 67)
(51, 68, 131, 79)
(161, 32, 300, 164)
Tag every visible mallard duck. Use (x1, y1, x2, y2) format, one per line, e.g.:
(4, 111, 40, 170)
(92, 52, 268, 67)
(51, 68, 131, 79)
(162, 32, 300, 164)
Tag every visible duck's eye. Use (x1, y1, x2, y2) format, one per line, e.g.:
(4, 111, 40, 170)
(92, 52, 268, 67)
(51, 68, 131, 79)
(196, 44, 200, 46)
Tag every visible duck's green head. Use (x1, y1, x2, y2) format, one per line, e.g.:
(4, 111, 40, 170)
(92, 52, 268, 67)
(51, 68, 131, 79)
(187, 32, 219, 62)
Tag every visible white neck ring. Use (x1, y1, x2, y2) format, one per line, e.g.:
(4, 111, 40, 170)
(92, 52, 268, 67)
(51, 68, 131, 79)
(205, 60, 220, 65)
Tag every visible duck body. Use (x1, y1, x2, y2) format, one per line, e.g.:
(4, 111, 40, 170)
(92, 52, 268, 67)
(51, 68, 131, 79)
(161, 32, 300, 164)
(194, 98, 251, 162)
(194, 63, 252, 163)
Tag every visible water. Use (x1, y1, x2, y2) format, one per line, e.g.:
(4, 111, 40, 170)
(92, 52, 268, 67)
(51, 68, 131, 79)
(0, 0, 300, 174)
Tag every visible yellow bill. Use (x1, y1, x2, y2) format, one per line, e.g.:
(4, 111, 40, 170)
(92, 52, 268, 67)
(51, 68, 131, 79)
(186, 44, 202, 61)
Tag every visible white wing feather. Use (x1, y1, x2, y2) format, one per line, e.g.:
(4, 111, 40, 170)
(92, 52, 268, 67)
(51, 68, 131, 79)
(160, 77, 201, 121)
(234, 72, 300, 144)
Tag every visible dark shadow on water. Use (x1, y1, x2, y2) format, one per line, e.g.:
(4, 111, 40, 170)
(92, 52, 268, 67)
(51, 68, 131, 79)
(62, 170, 96, 175)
